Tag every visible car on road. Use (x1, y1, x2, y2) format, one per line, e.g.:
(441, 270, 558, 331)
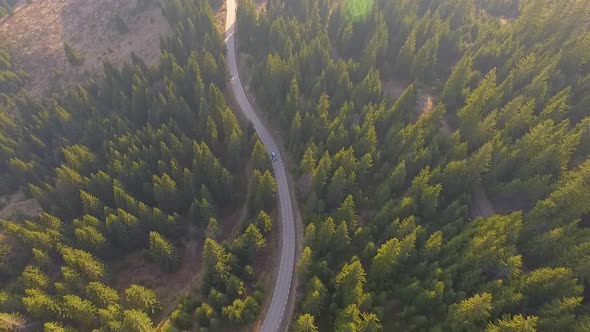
(271, 152, 278, 162)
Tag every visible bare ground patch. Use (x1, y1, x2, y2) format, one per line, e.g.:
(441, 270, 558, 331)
(256, 0, 268, 12)
(0, 190, 42, 219)
(382, 79, 408, 100)
(111, 231, 202, 323)
(215, 1, 227, 35)
(382, 79, 435, 117)
(418, 92, 434, 116)
(0, 0, 171, 97)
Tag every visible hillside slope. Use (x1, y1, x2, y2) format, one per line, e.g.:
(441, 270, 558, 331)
(0, 0, 171, 96)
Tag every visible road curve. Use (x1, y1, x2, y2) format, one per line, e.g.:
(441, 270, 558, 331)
(225, 2, 296, 332)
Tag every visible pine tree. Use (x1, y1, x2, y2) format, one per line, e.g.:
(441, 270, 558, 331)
(43, 321, 72, 332)
(61, 295, 97, 329)
(358, 312, 382, 332)
(396, 30, 417, 78)
(195, 302, 216, 327)
(74, 226, 107, 252)
(121, 309, 153, 332)
(153, 173, 180, 212)
(222, 296, 259, 325)
(327, 166, 347, 207)
(236, 224, 266, 262)
(237, 0, 258, 51)
(255, 210, 272, 233)
(297, 246, 313, 280)
(86, 282, 120, 308)
(447, 293, 493, 332)
(22, 289, 60, 321)
(442, 56, 473, 112)
(289, 112, 303, 152)
(0, 313, 26, 332)
(203, 238, 232, 288)
(334, 195, 358, 230)
(124, 285, 161, 315)
(205, 217, 222, 240)
(248, 170, 277, 213)
(285, 76, 301, 123)
(60, 246, 105, 281)
(371, 233, 416, 282)
(486, 314, 538, 332)
(301, 276, 327, 315)
(147, 232, 179, 272)
(22, 265, 50, 290)
(334, 261, 366, 308)
(412, 35, 440, 82)
(251, 139, 271, 172)
(537, 297, 582, 331)
(294, 313, 319, 332)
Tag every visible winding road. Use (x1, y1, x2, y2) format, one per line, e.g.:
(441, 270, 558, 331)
(225, 1, 296, 331)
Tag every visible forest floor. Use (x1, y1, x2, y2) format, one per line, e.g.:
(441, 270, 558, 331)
(122, 203, 254, 331)
(256, 0, 268, 12)
(112, 226, 203, 321)
(382, 79, 435, 118)
(0, 190, 42, 219)
(0, 0, 171, 97)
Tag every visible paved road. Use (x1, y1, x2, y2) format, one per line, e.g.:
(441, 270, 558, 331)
(225, 2, 296, 332)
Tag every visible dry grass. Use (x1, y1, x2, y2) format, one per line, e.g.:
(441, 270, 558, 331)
(0, 190, 42, 219)
(256, 0, 267, 12)
(111, 232, 202, 322)
(382, 79, 435, 118)
(382, 79, 408, 100)
(0, 0, 171, 97)
(215, 1, 227, 35)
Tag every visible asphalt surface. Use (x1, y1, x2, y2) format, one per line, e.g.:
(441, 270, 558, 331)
(225, 2, 296, 331)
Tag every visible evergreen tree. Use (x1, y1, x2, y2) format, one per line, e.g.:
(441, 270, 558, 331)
(121, 309, 153, 332)
(294, 313, 319, 332)
(64, 42, 84, 66)
(147, 232, 179, 272)
(124, 285, 161, 315)
(251, 139, 271, 172)
(447, 293, 493, 332)
(248, 170, 277, 213)
(396, 30, 417, 78)
(334, 261, 366, 308)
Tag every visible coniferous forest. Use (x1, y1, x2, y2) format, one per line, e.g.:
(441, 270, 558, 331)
(0, 0, 276, 330)
(0, 0, 589, 331)
(236, 0, 590, 330)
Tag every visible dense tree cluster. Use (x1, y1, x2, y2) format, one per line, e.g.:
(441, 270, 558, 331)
(0, 43, 27, 198)
(238, 0, 590, 329)
(0, 0, 277, 329)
